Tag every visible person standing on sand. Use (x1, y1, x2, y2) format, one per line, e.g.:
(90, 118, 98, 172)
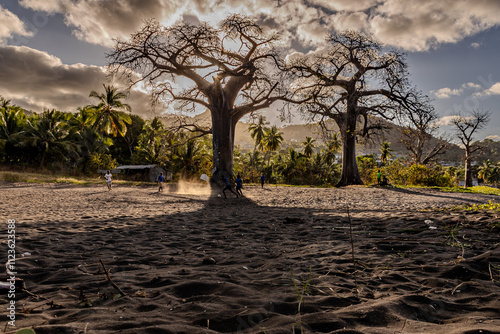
(157, 172, 164, 192)
(377, 170, 382, 186)
(222, 176, 239, 198)
(235, 174, 243, 197)
(105, 170, 112, 191)
(260, 174, 265, 188)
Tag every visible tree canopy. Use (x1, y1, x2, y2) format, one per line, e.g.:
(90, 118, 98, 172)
(285, 30, 429, 186)
(108, 14, 297, 183)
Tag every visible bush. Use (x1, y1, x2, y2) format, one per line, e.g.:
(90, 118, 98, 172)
(406, 164, 452, 187)
(85, 152, 117, 175)
(382, 163, 452, 187)
(357, 155, 378, 184)
(383, 159, 408, 185)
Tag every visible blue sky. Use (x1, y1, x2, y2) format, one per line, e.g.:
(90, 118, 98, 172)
(1, 0, 499, 141)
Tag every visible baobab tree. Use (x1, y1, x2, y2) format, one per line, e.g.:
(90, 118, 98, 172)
(285, 31, 427, 186)
(451, 109, 491, 188)
(399, 104, 448, 165)
(109, 15, 295, 184)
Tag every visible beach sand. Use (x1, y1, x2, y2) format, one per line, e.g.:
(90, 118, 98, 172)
(1, 182, 499, 334)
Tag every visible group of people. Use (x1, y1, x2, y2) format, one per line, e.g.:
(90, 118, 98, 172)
(376, 170, 390, 187)
(221, 173, 267, 198)
(103, 170, 264, 197)
(103, 170, 166, 192)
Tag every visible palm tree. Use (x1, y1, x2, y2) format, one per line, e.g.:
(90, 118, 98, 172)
(323, 133, 341, 165)
(1, 97, 11, 109)
(23, 110, 75, 167)
(277, 148, 307, 184)
(0, 102, 27, 163)
(88, 84, 132, 137)
(477, 159, 498, 184)
(245, 150, 264, 180)
(248, 115, 269, 179)
(172, 135, 211, 178)
(302, 136, 316, 158)
(134, 118, 166, 165)
(380, 141, 393, 164)
(249, 115, 269, 152)
(263, 126, 284, 153)
(69, 106, 95, 133)
(262, 125, 284, 166)
(0, 104, 26, 141)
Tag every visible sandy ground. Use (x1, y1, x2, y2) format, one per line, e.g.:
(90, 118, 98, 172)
(1, 181, 499, 334)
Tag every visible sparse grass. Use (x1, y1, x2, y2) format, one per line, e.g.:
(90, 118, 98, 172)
(432, 200, 500, 231)
(441, 200, 500, 213)
(0, 171, 94, 184)
(291, 267, 312, 334)
(0, 171, 154, 187)
(439, 186, 500, 196)
(393, 184, 500, 196)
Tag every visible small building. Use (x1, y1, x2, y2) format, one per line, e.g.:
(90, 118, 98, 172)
(98, 165, 172, 182)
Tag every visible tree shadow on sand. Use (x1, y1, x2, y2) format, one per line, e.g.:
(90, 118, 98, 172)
(380, 186, 497, 205)
(5, 186, 500, 334)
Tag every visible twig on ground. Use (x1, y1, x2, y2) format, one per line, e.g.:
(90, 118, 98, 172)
(451, 280, 481, 295)
(463, 251, 493, 263)
(345, 202, 359, 295)
(395, 319, 407, 334)
(99, 259, 127, 296)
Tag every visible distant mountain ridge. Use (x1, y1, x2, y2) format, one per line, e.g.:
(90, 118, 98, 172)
(159, 112, 499, 164)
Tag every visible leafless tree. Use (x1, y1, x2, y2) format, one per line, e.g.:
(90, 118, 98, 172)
(108, 15, 296, 183)
(399, 103, 449, 165)
(284, 31, 428, 186)
(451, 109, 491, 188)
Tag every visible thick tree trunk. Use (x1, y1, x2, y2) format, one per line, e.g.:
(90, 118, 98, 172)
(464, 150, 473, 188)
(336, 112, 363, 187)
(210, 108, 235, 182)
(208, 78, 237, 188)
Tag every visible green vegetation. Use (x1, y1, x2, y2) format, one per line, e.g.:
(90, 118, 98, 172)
(2, 93, 500, 189)
(14, 329, 36, 334)
(442, 200, 500, 213)
(291, 267, 312, 334)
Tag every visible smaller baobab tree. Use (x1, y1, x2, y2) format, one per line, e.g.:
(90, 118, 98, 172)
(450, 109, 491, 188)
(285, 30, 428, 186)
(399, 103, 448, 165)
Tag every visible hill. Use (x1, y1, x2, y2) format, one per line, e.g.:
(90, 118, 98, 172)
(160, 112, 473, 164)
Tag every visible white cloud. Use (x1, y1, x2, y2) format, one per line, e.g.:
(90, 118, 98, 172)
(431, 81, 485, 99)
(17, 0, 500, 52)
(480, 82, 500, 96)
(326, 12, 369, 32)
(0, 4, 33, 44)
(462, 82, 481, 89)
(368, 0, 500, 51)
(470, 42, 481, 49)
(485, 135, 500, 141)
(431, 87, 463, 99)
(434, 115, 461, 126)
(0, 45, 152, 116)
(309, 0, 377, 12)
